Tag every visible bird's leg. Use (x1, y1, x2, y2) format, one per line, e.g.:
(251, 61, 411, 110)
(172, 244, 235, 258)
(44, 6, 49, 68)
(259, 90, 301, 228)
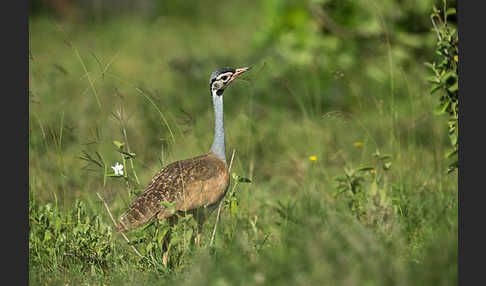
(193, 207, 208, 247)
(162, 231, 170, 267)
(161, 215, 178, 267)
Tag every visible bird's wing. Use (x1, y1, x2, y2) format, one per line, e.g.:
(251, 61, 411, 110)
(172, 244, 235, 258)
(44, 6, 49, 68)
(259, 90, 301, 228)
(118, 152, 229, 230)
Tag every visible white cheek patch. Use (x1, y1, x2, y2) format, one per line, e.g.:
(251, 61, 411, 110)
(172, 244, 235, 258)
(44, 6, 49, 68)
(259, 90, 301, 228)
(217, 72, 234, 82)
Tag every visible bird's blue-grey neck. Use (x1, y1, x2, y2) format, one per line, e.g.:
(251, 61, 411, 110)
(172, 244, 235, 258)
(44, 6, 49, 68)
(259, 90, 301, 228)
(210, 90, 226, 164)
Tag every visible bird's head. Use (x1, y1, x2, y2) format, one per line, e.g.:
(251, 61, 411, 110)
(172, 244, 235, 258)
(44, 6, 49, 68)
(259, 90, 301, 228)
(210, 67, 251, 96)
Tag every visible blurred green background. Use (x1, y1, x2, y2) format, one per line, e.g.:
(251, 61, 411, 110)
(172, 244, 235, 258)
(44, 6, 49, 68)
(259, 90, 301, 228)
(29, 0, 457, 285)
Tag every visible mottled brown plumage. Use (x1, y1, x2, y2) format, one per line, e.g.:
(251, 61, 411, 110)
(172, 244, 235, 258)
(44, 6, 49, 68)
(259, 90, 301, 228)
(117, 67, 251, 244)
(118, 152, 229, 231)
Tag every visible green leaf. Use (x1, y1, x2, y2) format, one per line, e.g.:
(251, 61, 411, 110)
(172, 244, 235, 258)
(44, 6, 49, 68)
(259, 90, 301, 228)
(441, 100, 451, 113)
(424, 62, 435, 69)
(430, 83, 441, 94)
(113, 140, 125, 149)
(383, 162, 392, 171)
(447, 161, 458, 174)
(442, 71, 456, 81)
(445, 148, 458, 158)
(426, 76, 439, 83)
(130, 188, 143, 196)
(449, 132, 458, 146)
(357, 166, 374, 172)
(446, 8, 456, 15)
(238, 177, 252, 183)
(378, 154, 392, 160)
(448, 81, 458, 93)
(433, 102, 449, 115)
(232, 172, 252, 183)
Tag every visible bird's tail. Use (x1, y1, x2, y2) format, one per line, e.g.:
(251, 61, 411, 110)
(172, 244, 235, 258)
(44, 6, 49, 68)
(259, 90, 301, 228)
(117, 206, 155, 231)
(116, 221, 127, 233)
(117, 211, 140, 232)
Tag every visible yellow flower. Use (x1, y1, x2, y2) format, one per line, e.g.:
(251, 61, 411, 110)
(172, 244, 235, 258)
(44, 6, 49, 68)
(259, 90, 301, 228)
(309, 155, 317, 161)
(354, 142, 363, 147)
(454, 55, 458, 62)
(370, 168, 376, 174)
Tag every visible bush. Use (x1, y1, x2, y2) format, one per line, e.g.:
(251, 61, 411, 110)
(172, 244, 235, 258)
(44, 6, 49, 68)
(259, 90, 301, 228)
(426, 1, 458, 173)
(29, 195, 115, 276)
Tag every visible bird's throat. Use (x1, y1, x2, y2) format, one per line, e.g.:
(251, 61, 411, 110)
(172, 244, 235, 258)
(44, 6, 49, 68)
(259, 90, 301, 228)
(210, 92, 226, 163)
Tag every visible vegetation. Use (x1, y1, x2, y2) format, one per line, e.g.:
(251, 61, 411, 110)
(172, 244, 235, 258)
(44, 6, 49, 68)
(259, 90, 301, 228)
(427, 2, 459, 173)
(29, 0, 457, 285)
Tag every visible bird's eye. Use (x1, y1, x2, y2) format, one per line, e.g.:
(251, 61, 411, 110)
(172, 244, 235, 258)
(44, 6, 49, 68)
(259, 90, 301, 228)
(221, 75, 229, 81)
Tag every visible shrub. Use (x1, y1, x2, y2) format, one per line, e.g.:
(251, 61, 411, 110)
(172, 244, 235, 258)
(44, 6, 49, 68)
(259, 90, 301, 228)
(426, 1, 458, 173)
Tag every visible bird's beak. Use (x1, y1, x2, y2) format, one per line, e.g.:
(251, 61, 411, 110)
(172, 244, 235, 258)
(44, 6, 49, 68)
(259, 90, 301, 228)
(230, 66, 252, 82)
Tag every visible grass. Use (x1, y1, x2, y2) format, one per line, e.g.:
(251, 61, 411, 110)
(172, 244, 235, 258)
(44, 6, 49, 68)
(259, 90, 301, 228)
(29, 2, 457, 285)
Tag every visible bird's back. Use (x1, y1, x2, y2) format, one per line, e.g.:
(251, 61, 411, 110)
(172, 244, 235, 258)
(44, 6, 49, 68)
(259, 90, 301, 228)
(118, 152, 229, 231)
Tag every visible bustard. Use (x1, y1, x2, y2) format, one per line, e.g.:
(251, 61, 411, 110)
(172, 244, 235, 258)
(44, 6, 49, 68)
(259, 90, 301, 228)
(117, 67, 251, 243)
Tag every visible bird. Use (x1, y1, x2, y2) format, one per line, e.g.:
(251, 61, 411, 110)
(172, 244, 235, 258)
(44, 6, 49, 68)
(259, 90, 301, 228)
(117, 66, 251, 253)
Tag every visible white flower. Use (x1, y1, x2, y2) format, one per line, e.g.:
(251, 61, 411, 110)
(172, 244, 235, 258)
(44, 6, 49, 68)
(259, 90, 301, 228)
(111, 162, 124, 176)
